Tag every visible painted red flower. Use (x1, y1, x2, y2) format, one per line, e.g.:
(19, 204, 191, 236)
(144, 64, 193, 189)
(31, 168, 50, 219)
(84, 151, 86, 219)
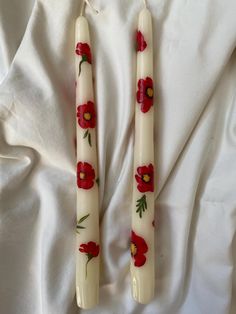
(136, 77, 154, 113)
(135, 164, 154, 193)
(79, 241, 100, 257)
(136, 30, 147, 52)
(79, 241, 100, 277)
(77, 101, 96, 129)
(130, 231, 148, 267)
(77, 101, 96, 147)
(75, 42, 92, 63)
(75, 42, 92, 76)
(77, 162, 95, 189)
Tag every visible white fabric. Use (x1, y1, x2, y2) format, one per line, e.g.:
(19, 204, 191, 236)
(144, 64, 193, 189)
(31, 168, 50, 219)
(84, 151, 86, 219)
(0, 0, 236, 313)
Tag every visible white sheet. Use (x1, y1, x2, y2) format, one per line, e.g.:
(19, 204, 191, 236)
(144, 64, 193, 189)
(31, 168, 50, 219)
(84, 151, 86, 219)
(0, 0, 236, 313)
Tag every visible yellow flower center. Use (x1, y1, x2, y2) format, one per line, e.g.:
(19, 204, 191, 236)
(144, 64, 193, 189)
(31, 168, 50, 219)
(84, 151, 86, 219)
(130, 243, 137, 256)
(84, 112, 92, 121)
(79, 172, 85, 179)
(146, 87, 153, 98)
(142, 174, 150, 183)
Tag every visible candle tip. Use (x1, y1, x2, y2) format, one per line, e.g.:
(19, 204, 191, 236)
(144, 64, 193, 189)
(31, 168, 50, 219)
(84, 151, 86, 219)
(80, 1, 86, 16)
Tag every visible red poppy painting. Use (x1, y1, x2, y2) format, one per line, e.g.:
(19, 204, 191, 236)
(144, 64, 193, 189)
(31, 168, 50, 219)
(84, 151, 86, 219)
(136, 77, 154, 113)
(136, 30, 147, 52)
(75, 42, 92, 63)
(77, 161, 95, 190)
(77, 101, 96, 129)
(75, 42, 92, 76)
(130, 231, 148, 267)
(79, 241, 100, 277)
(135, 163, 154, 193)
(77, 101, 96, 147)
(79, 241, 100, 257)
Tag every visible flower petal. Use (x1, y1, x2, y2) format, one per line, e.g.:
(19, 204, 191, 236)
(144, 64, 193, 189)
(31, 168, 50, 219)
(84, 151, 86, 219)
(136, 31, 147, 52)
(131, 231, 148, 267)
(146, 76, 153, 87)
(79, 241, 100, 257)
(134, 254, 146, 267)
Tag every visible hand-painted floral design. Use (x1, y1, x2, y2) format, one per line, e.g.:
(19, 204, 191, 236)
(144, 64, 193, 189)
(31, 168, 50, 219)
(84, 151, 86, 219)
(135, 164, 154, 218)
(135, 164, 154, 193)
(79, 241, 100, 277)
(77, 101, 96, 129)
(136, 77, 154, 113)
(76, 214, 90, 234)
(75, 42, 92, 76)
(130, 231, 148, 267)
(136, 30, 147, 52)
(77, 162, 95, 189)
(136, 194, 147, 218)
(77, 101, 96, 146)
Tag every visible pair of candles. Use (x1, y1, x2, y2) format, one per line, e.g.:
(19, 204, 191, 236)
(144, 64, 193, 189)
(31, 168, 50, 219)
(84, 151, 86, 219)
(75, 0, 155, 309)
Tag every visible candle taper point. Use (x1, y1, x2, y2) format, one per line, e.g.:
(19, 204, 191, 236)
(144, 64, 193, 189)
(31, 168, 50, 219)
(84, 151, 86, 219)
(80, 1, 86, 16)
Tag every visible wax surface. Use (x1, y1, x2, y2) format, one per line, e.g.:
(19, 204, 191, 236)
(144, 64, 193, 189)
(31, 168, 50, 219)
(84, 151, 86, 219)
(130, 8, 155, 304)
(75, 15, 100, 310)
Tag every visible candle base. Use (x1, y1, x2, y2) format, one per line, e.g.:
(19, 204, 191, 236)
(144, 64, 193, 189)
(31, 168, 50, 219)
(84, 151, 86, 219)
(76, 284, 99, 309)
(131, 273, 155, 304)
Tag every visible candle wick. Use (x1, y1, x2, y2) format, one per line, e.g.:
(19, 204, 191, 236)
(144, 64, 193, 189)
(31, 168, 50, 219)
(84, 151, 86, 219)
(80, 0, 100, 16)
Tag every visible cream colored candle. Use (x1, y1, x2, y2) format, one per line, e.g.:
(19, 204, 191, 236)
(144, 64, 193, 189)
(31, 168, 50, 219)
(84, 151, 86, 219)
(75, 4, 100, 309)
(130, 4, 155, 304)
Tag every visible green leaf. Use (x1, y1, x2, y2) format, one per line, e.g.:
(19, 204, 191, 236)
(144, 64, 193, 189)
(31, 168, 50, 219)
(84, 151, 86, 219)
(78, 214, 90, 224)
(88, 132, 92, 147)
(83, 129, 89, 138)
(76, 214, 90, 234)
(76, 225, 86, 229)
(135, 194, 147, 218)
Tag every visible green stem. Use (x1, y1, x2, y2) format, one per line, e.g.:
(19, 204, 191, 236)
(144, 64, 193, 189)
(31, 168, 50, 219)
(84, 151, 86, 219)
(85, 255, 93, 278)
(78, 55, 87, 77)
(78, 60, 84, 77)
(85, 259, 89, 278)
(88, 132, 92, 147)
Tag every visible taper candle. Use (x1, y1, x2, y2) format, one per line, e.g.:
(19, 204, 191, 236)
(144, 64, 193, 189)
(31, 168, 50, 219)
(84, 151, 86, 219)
(75, 1, 100, 309)
(130, 1, 155, 304)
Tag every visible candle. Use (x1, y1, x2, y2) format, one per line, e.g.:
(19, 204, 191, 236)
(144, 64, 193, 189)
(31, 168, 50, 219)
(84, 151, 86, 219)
(130, 3, 155, 304)
(75, 2, 100, 309)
